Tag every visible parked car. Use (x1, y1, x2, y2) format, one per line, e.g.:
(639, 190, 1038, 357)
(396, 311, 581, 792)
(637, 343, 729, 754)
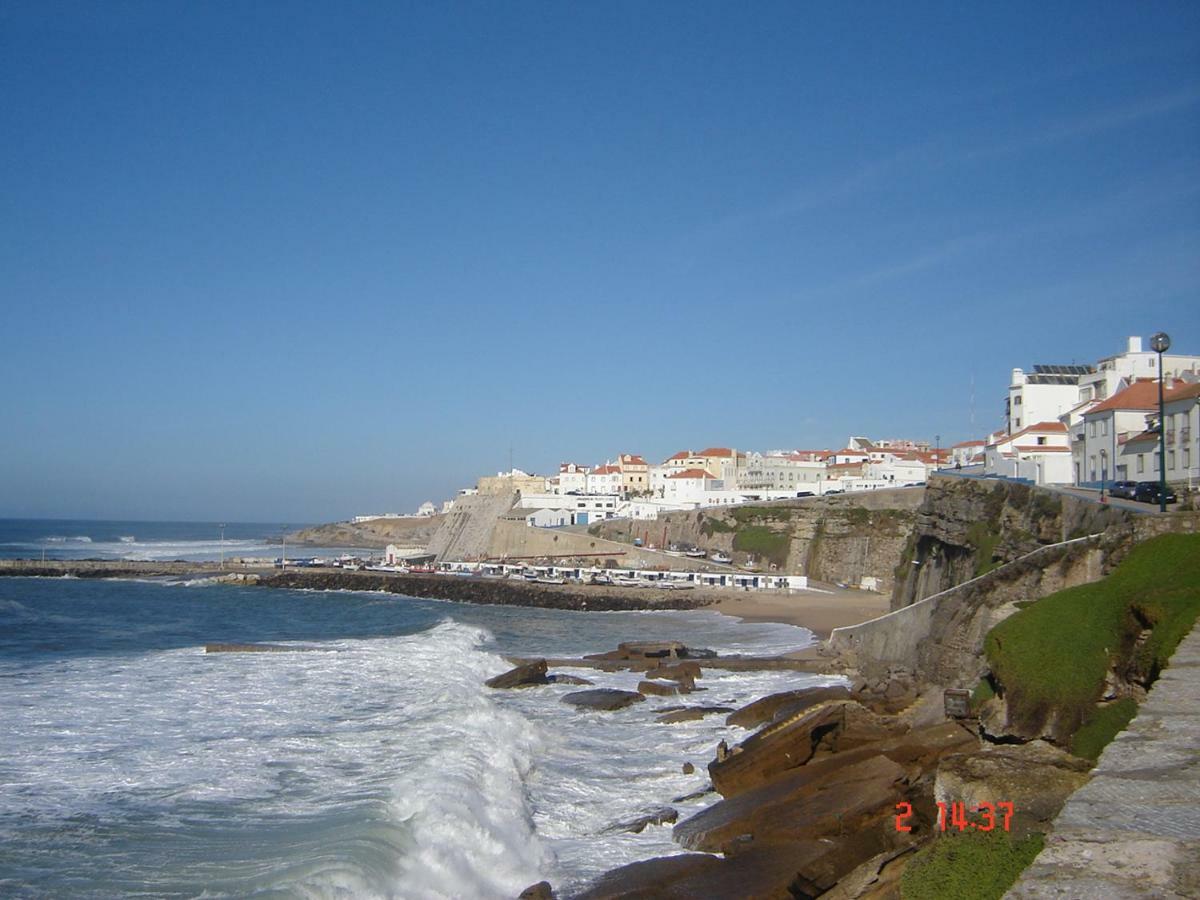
(1133, 481, 1177, 505)
(1109, 480, 1138, 499)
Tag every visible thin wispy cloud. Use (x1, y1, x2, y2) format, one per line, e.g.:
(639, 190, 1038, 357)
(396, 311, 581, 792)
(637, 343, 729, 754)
(967, 85, 1200, 161)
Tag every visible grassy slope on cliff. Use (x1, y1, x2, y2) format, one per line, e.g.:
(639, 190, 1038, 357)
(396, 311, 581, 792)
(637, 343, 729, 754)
(901, 831, 1044, 900)
(985, 532, 1200, 741)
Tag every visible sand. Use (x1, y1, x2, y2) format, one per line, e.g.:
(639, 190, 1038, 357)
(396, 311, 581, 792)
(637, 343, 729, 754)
(711, 583, 891, 639)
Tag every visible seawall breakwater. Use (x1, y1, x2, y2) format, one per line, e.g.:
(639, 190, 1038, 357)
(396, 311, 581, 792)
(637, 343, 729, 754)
(0, 559, 723, 613)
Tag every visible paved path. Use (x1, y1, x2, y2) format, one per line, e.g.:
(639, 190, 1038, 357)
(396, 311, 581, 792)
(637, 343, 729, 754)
(1006, 623, 1200, 899)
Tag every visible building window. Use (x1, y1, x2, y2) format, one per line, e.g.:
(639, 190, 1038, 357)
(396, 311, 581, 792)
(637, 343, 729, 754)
(1101, 420, 1108, 436)
(1089, 421, 1096, 438)
(1169, 450, 1176, 470)
(1137, 455, 1144, 474)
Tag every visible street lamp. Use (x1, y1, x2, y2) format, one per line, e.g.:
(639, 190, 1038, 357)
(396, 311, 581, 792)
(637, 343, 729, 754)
(1151, 332, 1171, 513)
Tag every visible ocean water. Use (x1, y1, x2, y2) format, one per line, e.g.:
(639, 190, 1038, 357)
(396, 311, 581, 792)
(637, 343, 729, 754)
(0, 527, 841, 898)
(0, 518, 346, 562)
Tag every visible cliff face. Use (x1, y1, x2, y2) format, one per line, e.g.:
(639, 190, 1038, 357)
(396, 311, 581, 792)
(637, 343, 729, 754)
(892, 476, 1134, 610)
(589, 488, 924, 593)
(289, 515, 444, 549)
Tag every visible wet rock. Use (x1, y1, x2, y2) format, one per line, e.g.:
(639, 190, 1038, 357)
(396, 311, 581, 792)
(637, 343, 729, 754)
(647, 661, 702, 681)
(935, 741, 1091, 833)
(726, 685, 852, 729)
(548, 673, 593, 686)
(673, 784, 714, 803)
(602, 805, 678, 834)
(562, 689, 646, 711)
(618, 640, 688, 659)
(682, 762, 695, 775)
(518, 881, 554, 900)
(676, 754, 907, 854)
(486, 658, 550, 689)
(572, 843, 882, 900)
(638, 678, 693, 697)
(710, 700, 907, 798)
(657, 706, 735, 724)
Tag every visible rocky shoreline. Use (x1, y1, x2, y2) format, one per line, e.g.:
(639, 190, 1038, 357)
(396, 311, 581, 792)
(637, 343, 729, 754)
(489, 642, 1093, 900)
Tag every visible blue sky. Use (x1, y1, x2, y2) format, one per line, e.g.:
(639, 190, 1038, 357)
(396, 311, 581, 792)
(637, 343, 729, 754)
(2, 1, 1198, 522)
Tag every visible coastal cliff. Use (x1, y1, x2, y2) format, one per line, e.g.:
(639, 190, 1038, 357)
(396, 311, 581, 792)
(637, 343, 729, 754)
(891, 476, 1133, 610)
(287, 515, 444, 549)
(589, 488, 924, 592)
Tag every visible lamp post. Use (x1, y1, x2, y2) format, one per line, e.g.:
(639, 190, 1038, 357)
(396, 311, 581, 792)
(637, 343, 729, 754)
(1151, 332, 1171, 513)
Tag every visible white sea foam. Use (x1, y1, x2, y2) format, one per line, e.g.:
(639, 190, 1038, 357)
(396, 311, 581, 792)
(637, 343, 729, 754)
(0, 591, 845, 897)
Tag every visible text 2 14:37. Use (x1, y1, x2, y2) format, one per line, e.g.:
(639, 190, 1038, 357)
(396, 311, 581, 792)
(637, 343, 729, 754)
(894, 801, 1014, 832)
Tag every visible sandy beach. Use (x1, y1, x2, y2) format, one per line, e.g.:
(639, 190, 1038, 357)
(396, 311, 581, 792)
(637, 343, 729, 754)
(711, 582, 891, 639)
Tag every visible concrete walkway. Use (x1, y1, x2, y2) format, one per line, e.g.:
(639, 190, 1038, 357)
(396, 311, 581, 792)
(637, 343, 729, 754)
(1006, 623, 1200, 899)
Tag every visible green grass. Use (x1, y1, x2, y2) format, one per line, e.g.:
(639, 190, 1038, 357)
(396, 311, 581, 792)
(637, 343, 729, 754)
(732, 526, 791, 568)
(729, 505, 793, 524)
(900, 830, 1044, 900)
(699, 516, 735, 536)
(967, 521, 1002, 577)
(1071, 698, 1138, 761)
(970, 677, 996, 710)
(985, 533, 1200, 740)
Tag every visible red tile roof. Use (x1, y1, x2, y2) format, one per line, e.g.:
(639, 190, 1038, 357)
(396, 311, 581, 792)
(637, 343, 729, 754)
(667, 468, 717, 480)
(952, 440, 986, 448)
(591, 465, 620, 475)
(1121, 430, 1159, 446)
(620, 454, 648, 466)
(698, 447, 735, 458)
(1166, 381, 1200, 403)
(1087, 378, 1174, 414)
(666, 450, 693, 461)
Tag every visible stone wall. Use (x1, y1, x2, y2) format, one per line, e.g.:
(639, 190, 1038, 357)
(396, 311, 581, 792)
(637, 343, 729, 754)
(427, 491, 517, 561)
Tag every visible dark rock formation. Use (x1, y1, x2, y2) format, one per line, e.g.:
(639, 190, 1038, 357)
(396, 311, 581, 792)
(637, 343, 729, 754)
(548, 673, 593, 686)
(935, 741, 1091, 834)
(725, 685, 852, 729)
(645, 661, 703, 681)
(657, 706, 735, 724)
(561, 689, 646, 711)
(486, 659, 550, 689)
(710, 700, 907, 798)
(601, 806, 678, 834)
(677, 754, 907, 854)
(518, 880, 555, 899)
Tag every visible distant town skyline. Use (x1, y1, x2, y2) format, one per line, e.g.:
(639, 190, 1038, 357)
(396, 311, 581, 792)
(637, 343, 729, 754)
(2, 3, 1198, 521)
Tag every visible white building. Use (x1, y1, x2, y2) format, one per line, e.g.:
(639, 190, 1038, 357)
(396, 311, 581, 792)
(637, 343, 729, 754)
(1110, 380, 1200, 488)
(661, 468, 723, 504)
(553, 462, 590, 495)
(1078, 336, 1200, 405)
(738, 452, 826, 491)
(1007, 364, 1093, 435)
(985, 421, 1073, 485)
(586, 464, 623, 496)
